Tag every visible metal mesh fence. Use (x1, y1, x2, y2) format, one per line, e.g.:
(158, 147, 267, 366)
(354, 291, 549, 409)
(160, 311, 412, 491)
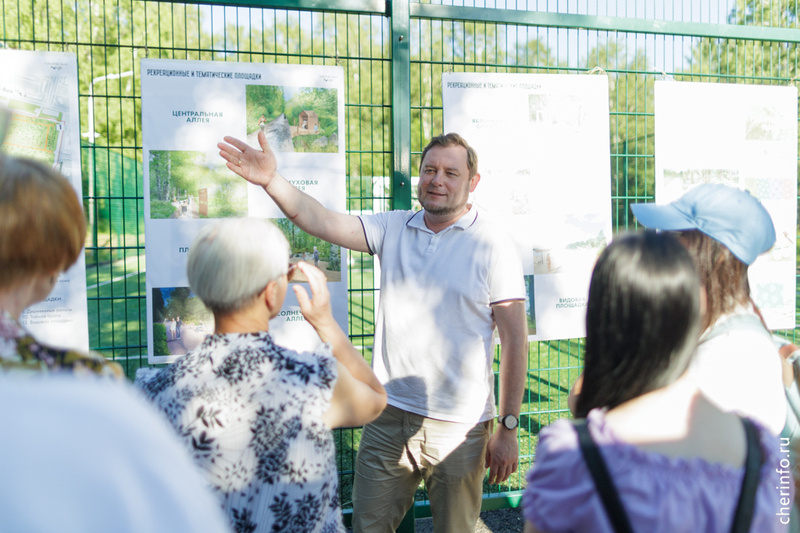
(2, 0, 798, 523)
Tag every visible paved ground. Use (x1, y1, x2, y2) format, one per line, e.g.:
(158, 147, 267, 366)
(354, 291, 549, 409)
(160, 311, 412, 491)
(347, 508, 525, 533)
(289, 258, 341, 282)
(165, 324, 206, 355)
(413, 508, 525, 533)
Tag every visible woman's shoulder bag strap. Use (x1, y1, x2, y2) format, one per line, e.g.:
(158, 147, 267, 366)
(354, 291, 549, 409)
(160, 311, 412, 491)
(574, 419, 635, 533)
(575, 416, 762, 533)
(730, 416, 763, 533)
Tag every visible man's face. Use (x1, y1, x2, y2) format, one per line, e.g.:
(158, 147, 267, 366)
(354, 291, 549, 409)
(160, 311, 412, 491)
(417, 144, 479, 217)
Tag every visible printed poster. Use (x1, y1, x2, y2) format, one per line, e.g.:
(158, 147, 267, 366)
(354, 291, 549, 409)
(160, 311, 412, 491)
(142, 58, 347, 363)
(655, 81, 797, 329)
(0, 49, 90, 352)
(443, 73, 613, 341)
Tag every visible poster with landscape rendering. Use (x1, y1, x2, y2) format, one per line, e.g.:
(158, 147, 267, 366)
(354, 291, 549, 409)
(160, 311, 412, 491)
(443, 73, 612, 341)
(0, 49, 89, 352)
(655, 81, 797, 329)
(142, 59, 346, 363)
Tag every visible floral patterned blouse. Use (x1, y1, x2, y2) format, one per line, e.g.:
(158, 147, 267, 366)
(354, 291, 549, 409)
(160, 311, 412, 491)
(0, 310, 123, 378)
(135, 331, 345, 533)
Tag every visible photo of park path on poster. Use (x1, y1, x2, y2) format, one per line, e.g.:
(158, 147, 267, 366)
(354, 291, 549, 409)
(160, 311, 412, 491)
(142, 58, 347, 363)
(655, 81, 797, 330)
(443, 72, 612, 341)
(0, 49, 90, 352)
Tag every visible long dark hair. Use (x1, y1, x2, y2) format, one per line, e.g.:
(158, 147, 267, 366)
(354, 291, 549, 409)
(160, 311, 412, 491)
(574, 231, 702, 418)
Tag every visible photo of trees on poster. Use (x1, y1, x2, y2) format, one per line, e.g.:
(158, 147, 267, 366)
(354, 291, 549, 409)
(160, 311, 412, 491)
(273, 218, 342, 282)
(246, 85, 339, 153)
(149, 150, 247, 219)
(524, 275, 536, 335)
(151, 287, 214, 357)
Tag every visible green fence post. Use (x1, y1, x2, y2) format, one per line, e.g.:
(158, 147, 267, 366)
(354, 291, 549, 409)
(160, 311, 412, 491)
(391, 0, 412, 213)
(397, 504, 416, 533)
(391, 0, 413, 529)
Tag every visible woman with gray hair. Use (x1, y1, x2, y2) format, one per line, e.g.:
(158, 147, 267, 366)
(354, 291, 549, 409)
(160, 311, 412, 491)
(137, 218, 386, 533)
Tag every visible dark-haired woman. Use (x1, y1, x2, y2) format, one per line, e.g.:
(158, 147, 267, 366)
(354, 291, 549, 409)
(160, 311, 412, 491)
(523, 231, 786, 533)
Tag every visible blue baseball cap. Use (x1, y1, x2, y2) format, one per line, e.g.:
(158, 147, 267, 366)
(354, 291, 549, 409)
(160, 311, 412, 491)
(630, 184, 776, 265)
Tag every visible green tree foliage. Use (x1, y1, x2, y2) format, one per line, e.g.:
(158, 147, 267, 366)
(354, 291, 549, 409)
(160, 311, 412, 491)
(246, 85, 286, 131)
(148, 150, 196, 217)
(524, 275, 536, 332)
(686, 16, 798, 82)
(2, 0, 209, 152)
(152, 323, 169, 355)
(584, 40, 655, 228)
(149, 151, 173, 202)
(511, 37, 559, 73)
(340, 16, 391, 199)
(682, 0, 798, 84)
(327, 245, 341, 272)
(22, 0, 797, 250)
(1, 0, 207, 264)
(727, 0, 798, 27)
(285, 88, 338, 135)
(276, 87, 341, 153)
(274, 218, 332, 258)
(148, 151, 246, 218)
(164, 287, 211, 324)
(409, 19, 561, 167)
(152, 287, 166, 323)
(683, 0, 800, 194)
(80, 1, 205, 151)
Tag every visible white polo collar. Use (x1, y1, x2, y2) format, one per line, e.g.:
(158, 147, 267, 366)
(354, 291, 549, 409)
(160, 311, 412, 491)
(407, 206, 479, 233)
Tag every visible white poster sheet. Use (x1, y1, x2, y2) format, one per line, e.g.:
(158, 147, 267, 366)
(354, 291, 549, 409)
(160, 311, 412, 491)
(0, 50, 90, 352)
(443, 73, 613, 341)
(142, 59, 347, 363)
(655, 81, 797, 329)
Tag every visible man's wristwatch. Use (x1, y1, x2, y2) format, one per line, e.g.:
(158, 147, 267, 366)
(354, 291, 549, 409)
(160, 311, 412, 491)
(499, 414, 519, 430)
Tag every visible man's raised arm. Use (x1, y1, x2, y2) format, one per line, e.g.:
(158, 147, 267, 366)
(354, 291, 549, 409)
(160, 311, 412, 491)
(218, 131, 370, 253)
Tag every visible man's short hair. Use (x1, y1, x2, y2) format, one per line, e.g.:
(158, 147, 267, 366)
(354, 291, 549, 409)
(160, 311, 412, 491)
(0, 155, 86, 289)
(419, 133, 478, 178)
(188, 218, 289, 314)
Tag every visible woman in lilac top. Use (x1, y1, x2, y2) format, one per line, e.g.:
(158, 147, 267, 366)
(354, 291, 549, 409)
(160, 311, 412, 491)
(523, 231, 788, 533)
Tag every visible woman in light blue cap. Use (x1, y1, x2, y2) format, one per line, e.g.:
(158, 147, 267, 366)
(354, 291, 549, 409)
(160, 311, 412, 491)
(631, 183, 786, 435)
(524, 230, 786, 533)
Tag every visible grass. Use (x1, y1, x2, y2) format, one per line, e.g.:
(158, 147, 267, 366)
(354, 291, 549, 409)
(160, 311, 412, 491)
(86, 253, 149, 379)
(335, 339, 583, 510)
(149, 200, 176, 219)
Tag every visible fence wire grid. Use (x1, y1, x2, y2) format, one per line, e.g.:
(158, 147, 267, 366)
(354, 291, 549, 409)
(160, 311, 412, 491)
(2, 0, 799, 522)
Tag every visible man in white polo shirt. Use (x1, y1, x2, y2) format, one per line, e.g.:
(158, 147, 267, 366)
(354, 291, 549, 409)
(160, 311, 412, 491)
(218, 131, 528, 533)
